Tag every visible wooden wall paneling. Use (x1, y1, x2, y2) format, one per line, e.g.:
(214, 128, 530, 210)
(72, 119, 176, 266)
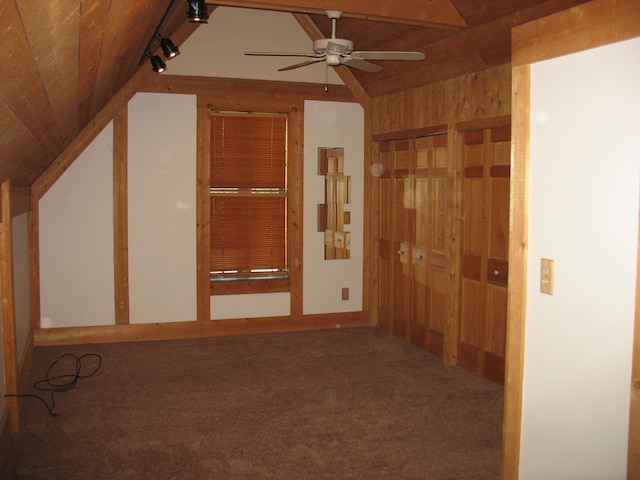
(113, 106, 129, 325)
(371, 64, 512, 140)
(0, 180, 19, 432)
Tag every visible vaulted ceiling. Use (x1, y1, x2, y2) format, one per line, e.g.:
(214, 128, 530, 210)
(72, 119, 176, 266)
(1, 0, 590, 188)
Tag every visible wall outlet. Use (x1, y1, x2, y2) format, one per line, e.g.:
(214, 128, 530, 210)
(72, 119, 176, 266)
(341, 287, 349, 300)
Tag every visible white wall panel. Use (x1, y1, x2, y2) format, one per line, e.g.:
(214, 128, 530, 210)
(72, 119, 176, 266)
(40, 123, 115, 327)
(520, 38, 640, 479)
(128, 93, 197, 324)
(12, 213, 30, 359)
(303, 100, 364, 314)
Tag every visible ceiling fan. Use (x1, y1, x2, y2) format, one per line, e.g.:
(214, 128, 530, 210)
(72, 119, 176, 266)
(244, 10, 426, 73)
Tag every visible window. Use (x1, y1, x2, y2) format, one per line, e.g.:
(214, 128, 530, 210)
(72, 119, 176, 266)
(209, 113, 288, 289)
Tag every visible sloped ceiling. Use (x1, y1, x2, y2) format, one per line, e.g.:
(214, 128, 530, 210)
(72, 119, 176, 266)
(1, 0, 590, 188)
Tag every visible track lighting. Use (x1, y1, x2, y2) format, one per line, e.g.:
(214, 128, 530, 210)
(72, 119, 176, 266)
(187, 0, 209, 22)
(139, 0, 209, 73)
(146, 51, 167, 73)
(155, 32, 180, 59)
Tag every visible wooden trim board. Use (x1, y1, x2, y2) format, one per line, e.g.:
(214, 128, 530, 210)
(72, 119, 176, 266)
(0, 180, 19, 433)
(32, 311, 370, 347)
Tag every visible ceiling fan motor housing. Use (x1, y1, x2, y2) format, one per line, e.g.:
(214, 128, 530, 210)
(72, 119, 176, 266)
(313, 38, 354, 55)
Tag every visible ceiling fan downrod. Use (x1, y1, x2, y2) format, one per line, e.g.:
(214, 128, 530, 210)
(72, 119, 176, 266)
(326, 10, 342, 39)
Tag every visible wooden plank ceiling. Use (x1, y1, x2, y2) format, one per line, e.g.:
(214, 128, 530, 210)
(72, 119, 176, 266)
(1, 0, 590, 188)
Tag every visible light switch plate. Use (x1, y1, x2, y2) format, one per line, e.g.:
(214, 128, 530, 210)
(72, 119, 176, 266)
(540, 258, 554, 295)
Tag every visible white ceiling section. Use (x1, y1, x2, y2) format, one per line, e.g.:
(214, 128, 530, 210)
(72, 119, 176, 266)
(167, 6, 344, 85)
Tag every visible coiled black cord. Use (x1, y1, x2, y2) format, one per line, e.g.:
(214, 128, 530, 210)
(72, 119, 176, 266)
(1, 352, 102, 417)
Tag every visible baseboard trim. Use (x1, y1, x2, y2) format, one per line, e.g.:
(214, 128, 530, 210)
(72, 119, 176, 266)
(33, 311, 371, 346)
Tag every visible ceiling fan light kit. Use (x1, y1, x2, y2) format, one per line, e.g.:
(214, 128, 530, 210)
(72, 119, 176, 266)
(244, 10, 425, 73)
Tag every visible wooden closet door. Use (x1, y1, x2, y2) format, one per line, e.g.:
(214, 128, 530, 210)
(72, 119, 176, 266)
(459, 126, 510, 384)
(392, 139, 414, 339)
(377, 139, 414, 338)
(377, 142, 394, 333)
(412, 135, 449, 357)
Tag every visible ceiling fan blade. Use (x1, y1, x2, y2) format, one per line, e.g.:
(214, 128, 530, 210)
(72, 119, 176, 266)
(352, 51, 426, 61)
(341, 57, 384, 73)
(278, 59, 325, 72)
(244, 52, 319, 58)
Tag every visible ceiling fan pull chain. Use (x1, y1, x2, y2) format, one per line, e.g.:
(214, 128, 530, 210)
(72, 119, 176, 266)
(325, 63, 329, 92)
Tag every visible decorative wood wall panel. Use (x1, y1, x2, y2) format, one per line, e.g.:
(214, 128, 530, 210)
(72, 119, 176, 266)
(370, 63, 511, 369)
(458, 126, 511, 385)
(371, 64, 511, 135)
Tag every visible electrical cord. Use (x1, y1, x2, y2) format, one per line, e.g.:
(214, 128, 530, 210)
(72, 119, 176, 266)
(1, 352, 102, 417)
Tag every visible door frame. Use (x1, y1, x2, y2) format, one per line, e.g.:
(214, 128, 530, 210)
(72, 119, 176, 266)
(503, 1, 640, 478)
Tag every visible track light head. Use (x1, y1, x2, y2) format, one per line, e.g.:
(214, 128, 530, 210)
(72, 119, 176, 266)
(161, 37, 180, 59)
(155, 33, 180, 59)
(187, 0, 209, 22)
(146, 51, 167, 73)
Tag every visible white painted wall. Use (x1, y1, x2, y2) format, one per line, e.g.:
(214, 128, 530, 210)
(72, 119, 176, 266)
(40, 123, 115, 328)
(128, 93, 197, 324)
(38, 94, 363, 326)
(167, 6, 343, 86)
(0, 212, 31, 419)
(519, 38, 640, 479)
(303, 100, 364, 314)
(211, 292, 290, 319)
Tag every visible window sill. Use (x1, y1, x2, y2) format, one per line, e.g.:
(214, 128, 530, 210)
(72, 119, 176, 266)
(210, 276, 290, 295)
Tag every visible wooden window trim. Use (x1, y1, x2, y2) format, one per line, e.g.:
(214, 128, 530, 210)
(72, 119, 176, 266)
(210, 276, 290, 295)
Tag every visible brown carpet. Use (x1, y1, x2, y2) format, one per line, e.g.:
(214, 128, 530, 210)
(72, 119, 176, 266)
(1, 327, 503, 479)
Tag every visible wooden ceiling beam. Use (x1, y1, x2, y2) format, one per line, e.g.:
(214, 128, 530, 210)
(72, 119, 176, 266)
(207, 0, 467, 28)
